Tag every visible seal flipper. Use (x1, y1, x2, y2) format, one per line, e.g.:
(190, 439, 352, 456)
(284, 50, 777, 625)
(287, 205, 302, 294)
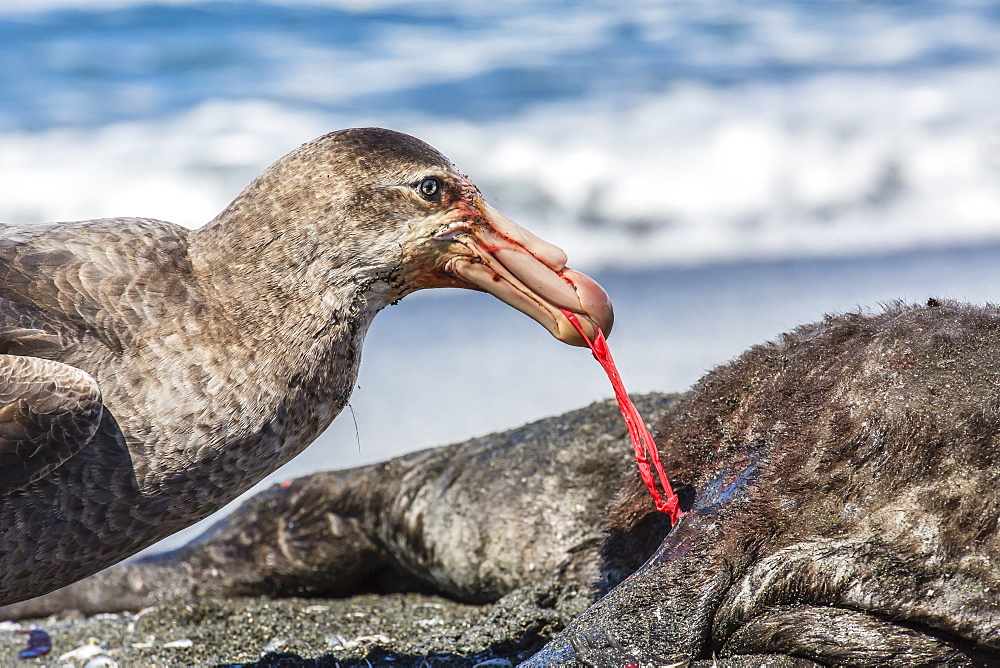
(713, 532, 1000, 664)
(722, 605, 983, 665)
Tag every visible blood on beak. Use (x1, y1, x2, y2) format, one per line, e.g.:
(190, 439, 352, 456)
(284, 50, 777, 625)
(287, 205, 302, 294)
(443, 204, 614, 347)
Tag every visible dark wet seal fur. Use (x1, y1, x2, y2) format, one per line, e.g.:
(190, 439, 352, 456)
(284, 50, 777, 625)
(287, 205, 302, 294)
(528, 300, 1000, 667)
(6, 303, 1000, 667)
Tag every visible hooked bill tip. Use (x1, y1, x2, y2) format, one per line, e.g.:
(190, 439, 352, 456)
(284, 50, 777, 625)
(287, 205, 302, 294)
(560, 268, 614, 338)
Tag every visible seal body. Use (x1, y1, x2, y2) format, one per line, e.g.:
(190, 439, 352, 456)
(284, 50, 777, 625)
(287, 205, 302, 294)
(529, 300, 1000, 666)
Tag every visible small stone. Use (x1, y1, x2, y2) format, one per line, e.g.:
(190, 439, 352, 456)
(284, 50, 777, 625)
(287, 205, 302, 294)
(163, 638, 194, 648)
(58, 644, 106, 662)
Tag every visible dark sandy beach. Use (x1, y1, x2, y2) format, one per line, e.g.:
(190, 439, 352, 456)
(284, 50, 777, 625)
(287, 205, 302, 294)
(0, 584, 589, 666)
(0, 585, 798, 667)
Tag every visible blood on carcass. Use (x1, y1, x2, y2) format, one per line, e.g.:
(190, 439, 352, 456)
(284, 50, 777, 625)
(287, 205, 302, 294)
(562, 309, 682, 524)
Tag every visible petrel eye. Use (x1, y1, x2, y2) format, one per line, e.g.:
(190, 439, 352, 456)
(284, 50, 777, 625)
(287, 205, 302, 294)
(418, 177, 441, 200)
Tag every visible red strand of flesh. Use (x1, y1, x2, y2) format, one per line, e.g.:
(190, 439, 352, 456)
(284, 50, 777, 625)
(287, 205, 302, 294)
(562, 309, 682, 524)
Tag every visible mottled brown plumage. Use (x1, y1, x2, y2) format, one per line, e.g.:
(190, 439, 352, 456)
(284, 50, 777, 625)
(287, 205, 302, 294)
(0, 127, 612, 606)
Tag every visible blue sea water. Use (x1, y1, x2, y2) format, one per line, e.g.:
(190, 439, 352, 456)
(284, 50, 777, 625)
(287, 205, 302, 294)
(0, 0, 999, 552)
